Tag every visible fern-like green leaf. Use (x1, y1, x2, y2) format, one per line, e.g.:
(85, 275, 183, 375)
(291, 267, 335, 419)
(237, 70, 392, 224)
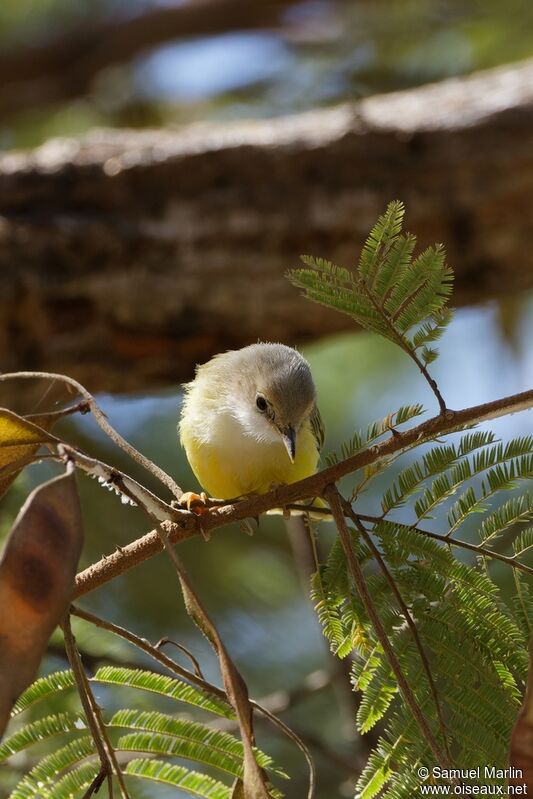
(110, 708, 286, 778)
(0, 713, 86, 761)
(125, 758, 231, 798)
(382, 431, 496, 515)
(512, 574, 533, 638)
(414, 438, 533, 522)
(310, 570, 345, 653)
(358, 199, 406, 287)
(421, 345, 438, 364)
(356, 674, 398, 734)
(411, 309, 453, 350)
(448, 453, 533, 534)
(8, 736, 96, 798)
(11, 670, 76, 716)
(118, 731, 247, 779)
(513, 526, 533, 557)
(92, 666, 234, 718)
(288, 201, 453, 363)
(39, 762, 100, 799)
(480, 493, 533, 544)
(385, 244, 452, 334)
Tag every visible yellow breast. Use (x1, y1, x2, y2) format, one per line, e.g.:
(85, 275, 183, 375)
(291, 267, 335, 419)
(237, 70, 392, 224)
(180, 412, 319, 499)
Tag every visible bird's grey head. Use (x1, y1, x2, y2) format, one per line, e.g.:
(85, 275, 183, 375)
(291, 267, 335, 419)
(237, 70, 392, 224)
(228, 342, 317, 461)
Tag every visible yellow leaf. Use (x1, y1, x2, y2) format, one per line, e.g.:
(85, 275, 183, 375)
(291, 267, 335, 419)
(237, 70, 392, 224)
(0, 409, 58, 499)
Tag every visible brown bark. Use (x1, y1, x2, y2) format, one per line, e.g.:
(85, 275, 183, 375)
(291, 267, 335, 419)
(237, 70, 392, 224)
(2, 59, 533, 393)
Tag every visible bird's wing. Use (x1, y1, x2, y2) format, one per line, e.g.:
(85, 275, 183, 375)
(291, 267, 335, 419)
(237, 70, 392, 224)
(310, 405, 325, 453)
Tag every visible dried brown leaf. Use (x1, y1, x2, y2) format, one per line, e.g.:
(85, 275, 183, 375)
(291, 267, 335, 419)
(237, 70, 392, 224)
(0, 470, 84, 738)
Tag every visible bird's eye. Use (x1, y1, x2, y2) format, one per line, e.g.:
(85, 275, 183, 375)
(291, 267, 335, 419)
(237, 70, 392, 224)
(256, 395, 268, 412)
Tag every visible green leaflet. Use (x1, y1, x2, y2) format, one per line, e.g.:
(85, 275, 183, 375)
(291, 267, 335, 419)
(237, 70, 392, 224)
(125, 758, 232, 798)
(412, 438, 533, 522)
(40, 762, 100, 799)
(0, 713, 87, 761)
(288, 201, 453, 361)
(325, 403, 425, 468)
(92, 666, 234, 718)
(8, 736, 96, 798)
(11, 670, 76, 716)
(381, 430, 497, 514)
(110, 708, 287, 779)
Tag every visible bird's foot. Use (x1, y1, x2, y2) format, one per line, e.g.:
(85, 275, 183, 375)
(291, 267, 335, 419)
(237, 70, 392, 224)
(239, 518, 258, 536)
(178, 491, 209, 514)
(267, 481, 291, 518)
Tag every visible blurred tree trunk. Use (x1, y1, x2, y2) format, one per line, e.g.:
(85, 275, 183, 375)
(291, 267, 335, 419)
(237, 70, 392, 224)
(2, 59, 533, 394)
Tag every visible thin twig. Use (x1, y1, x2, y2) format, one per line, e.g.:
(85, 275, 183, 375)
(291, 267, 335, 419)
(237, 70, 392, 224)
(81, 770, 107, 799)
(61, 614, 114, 798)
(293, 729, 360, 775)
(344, 503, 451, 763)
(249, 703, 317, 796)
(323, 485, 451, 774)
(71, 605, 228, 700)
(359, 280, 447, 413)
(407, 348, 447, 415)
(27, 399, 92, 422)
(155, 637, 205, 679)
(0, 371, 183, 499)
(62, 614, 131, 799)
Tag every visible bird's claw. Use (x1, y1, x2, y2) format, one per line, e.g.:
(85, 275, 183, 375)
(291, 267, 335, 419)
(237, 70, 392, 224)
(179, 491, 209, 514)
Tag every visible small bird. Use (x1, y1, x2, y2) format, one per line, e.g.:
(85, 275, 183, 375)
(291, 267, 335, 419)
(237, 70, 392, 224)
(179, 343, 324, 505)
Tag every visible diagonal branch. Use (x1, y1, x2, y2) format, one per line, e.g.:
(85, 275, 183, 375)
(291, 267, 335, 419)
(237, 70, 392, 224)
(72, 384, 533, 598)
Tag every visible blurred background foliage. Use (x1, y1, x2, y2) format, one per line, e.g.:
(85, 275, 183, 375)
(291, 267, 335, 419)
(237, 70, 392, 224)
(1, 1, 533, 797)
(2, 0, 533, 148)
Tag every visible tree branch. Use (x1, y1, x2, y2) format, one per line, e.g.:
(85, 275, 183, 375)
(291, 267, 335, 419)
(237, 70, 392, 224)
(73, 384, 533, 598)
